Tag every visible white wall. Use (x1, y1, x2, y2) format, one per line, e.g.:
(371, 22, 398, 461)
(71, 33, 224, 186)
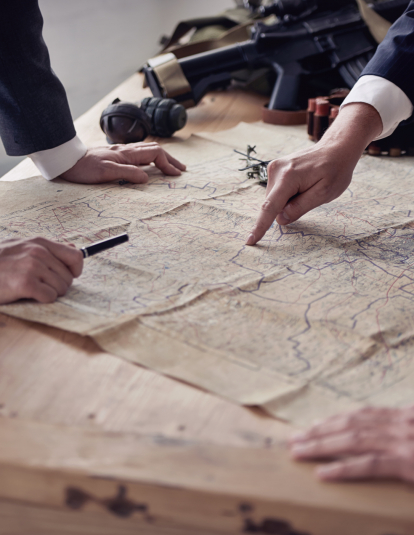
(0, 0, 234, 176)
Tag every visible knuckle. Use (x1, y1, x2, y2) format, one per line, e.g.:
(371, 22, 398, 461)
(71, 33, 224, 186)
(27, 237, 41, 245)
(284, 160, 296, 174)
(31, 236, 46, 243)
(365, 453, 379, 472)
(260, 200, 275, 214)
(28, 244, 47, 259)
(22, 255, 39, 271)
(267, 160, 280, 175)
(29, 237, 50, 251)
(100, 160, 112, 170)
(21, 242, 36, 254)
(24, 239, 42, 249)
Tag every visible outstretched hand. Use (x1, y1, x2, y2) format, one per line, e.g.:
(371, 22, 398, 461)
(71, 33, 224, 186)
(246, 102, 383, 245)
(0, 238, 83, 304)
(246, 143, 357, 245)
(289, 406, 414, 483)
(60, 142, 186, 184)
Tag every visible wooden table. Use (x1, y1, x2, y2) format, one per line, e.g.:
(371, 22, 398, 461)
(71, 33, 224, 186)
(1, 74, 414, 535)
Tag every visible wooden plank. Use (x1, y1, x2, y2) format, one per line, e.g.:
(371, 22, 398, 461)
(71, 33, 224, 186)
(0, 417, 414, 535)
(0, 73, 412, 533)
(0, 497, 224, 535)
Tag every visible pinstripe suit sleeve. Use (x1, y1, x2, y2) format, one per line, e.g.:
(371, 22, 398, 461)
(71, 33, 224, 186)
(0, 0, 76, 156)
(362, 0, 414, 106)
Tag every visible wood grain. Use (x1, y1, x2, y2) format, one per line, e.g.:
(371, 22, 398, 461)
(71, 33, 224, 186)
(1, 418, 414, 535)
(1, 74, 413, 534)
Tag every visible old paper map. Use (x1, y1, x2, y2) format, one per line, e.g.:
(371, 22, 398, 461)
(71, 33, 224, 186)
(2, 122, 414, 425)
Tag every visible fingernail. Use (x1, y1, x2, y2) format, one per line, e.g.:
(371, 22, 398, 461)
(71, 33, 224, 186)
(316, 463, 341, 478)
(290, 442, 313, 455)
(277, 212, 291, 226)
(246, 233, 256, 246)
(291, 431, 307, 442)
(281, 211, 291, 224)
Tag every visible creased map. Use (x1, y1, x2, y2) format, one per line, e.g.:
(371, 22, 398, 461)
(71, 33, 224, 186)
(2, 122, 414, 425)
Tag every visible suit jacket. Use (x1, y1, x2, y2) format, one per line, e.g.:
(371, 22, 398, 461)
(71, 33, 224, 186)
(0, 0, 75, 156)
(362, 0, 414, 105)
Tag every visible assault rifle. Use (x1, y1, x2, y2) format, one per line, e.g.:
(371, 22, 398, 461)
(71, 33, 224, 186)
(143, 1, 406, 116)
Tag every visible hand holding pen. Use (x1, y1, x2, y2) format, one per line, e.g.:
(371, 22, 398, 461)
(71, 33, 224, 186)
(0, 233, 129, 305)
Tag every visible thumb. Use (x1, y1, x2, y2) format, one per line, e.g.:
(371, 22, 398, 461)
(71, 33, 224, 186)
(277, 182, 331, 225)
(101, 161, 149, 184)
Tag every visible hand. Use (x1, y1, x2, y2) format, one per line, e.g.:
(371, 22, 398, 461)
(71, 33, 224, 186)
(246, 103, 383, 245)
(289, 406, 414, 483)
(60, 142, 186, 184)
(246, 143, 356, 244)
(0, 238, 83, 304)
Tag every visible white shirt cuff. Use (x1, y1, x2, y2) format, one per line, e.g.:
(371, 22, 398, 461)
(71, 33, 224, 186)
(341, 75, 413, 140)
(29, 135, 88, 180)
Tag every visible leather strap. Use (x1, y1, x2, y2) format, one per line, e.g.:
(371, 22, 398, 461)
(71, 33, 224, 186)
(160, 16, 239, 51)
(262, 107, 307, 126)
(162, 22, 253, 60)
(160, 8, 256, 51)
(147, 54, 194, 107)
(356, 0, 391, 43)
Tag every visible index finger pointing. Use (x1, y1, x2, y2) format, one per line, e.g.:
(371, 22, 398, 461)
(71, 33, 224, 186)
(246, 175, 298, 245)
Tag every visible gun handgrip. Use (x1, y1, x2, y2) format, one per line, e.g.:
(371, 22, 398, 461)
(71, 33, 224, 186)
(268, 63, 303, 111)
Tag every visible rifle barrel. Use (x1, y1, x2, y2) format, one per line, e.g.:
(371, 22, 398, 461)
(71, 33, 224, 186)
(179, 42, 258, 82)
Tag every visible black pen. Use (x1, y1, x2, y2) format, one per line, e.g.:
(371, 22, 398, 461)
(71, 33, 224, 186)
(80, 233, 129, 258)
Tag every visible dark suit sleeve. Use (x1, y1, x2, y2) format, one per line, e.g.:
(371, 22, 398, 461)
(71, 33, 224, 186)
(0, 0, 76, 156)
(362, 0, 414, 106)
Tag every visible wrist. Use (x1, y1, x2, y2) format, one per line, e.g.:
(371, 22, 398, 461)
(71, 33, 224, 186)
(318, 102, 382, 160)
(30, 136, 87, 181)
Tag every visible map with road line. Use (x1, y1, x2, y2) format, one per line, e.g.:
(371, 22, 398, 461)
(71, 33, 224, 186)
(2, 122, 414, 424)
